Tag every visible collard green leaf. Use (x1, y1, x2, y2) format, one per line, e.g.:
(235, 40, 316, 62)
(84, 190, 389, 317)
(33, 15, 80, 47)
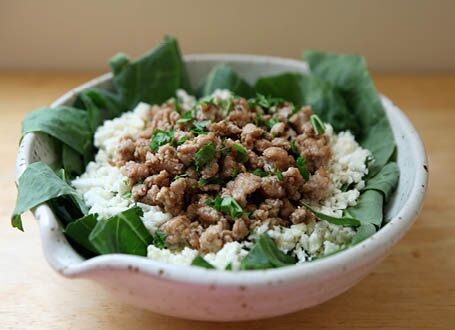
(345, 190, 384, 227)
(240, 234, 296, 270)
(75, 88, 123, 119)
(351, 223, 376, 245)
(22, 107, 92, 158)
(191, 256, 215, 269)
(364, 162, 399, 201)
(65, 214, 98, 253)
(110, 36, 192, 109)
(255, 73, 359, 134)
(11, 162, 87, 231)
(199, 64, 255, 98)
(89, 206, 152, 256)
(304, 51, 395, 174)
(62, 144, 84, 177)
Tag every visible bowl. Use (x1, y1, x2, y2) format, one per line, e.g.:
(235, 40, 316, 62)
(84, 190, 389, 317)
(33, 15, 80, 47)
(16, 54, 428, 321)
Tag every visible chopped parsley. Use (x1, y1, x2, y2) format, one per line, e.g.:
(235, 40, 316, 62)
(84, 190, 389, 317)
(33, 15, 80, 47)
(176, 110, 194, 124)
(191, 256, 215, 269)
(265, 117, 280, 130)
(205, 196, 245, 219)
(248, 93, 285, 111)
(252, 168, 268, 177)
(194, 142, 216, 171)
(296, 156, 310, 181)
(232, 143, 248, 163)
(198, 176, 224, 187)
(152, 230, 167, 249)
(290, 139, 299, 157)
(191, 120, 211, 135)
(150, 129, 174, 152)
(177, 136, 188, 145)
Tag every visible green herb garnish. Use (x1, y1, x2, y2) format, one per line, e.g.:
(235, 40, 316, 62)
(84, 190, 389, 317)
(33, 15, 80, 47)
(252, 169, 268, 177)
(232, 143, 248, 163)
(310, 114, 326, 135)
(194, 142, 216, 171)
(152, 230, 167, 249)
(177, 110, 194, 124)
(198, 177, 224, 187)
(191, 256, 215, 269)
(290, 139, 299, 157)
(205, 196, 245, 219)
(191, 120, 211, 135)
(249, 93, 285, 111)
(150, 129, 174, 152)
(177, 136, 188, 145)
(265, 117, 280, 130)
(296, 156, 310, 181)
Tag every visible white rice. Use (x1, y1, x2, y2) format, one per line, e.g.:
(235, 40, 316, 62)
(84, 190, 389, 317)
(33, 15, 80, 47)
(71, 90, 371, 270)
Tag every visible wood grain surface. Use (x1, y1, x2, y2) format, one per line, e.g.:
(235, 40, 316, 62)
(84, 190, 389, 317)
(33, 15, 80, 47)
(0, 73, 453, 329)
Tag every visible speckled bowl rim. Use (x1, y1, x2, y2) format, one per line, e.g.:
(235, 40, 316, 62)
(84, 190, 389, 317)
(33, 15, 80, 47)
(16, 54, 428, 287)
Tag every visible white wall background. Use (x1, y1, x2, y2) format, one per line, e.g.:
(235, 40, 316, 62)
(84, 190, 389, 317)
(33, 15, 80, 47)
(1, 0, 454, 72)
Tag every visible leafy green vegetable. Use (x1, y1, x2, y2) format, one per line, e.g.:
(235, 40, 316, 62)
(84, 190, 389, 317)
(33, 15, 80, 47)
(62, 144, 84, 177)
(75, 87, 123, 120)
(364, 162, 399, 201)
(310, 114, 326, 134)
(110, 36, 191, 109)
(191, 256, 215, 269)
(65, 214, 98, 253)
(12, 162, 87, 231)
(265, 117, 280, 130)
(152, 230, 167, 249)
(304, 51, 395, 175)
(176, 110, 194, 124)
(248, 94, 285, 111)
(150, 129, 174, 152)
(345, 190, 383, 227)
(191, 120, 211, 134)
(198, 177, 224, 187)
(194, 143, 216, 171)
(240, 234, 296, 270)
(232, 143, 248, 163)
(22, 107, 92, 159)
(296, 156, 310, 181)
(89, 207, 152, 256)
(252, 169, 268, 177)
(351, 223, 376, 245)
(206, 196, 245, 219)
(255, 73, 359, 134)
(199, 64, 255, 98)
(303, 203, 361, 227)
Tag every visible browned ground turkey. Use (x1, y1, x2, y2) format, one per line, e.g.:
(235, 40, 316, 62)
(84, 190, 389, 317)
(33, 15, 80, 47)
(117, 95, 331, 254)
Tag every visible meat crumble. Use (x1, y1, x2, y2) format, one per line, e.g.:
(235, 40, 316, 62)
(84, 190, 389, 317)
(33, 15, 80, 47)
(117, 93, 331, 254)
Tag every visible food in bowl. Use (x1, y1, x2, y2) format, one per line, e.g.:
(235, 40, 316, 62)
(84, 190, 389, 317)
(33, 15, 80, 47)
(12, 37, 399, 271)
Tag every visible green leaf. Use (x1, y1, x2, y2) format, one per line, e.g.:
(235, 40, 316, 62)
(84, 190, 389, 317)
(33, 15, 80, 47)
(351, 223, 376, 245)
(304, 51, 395, 174)
(265, 117, 280, 130)
(150, 129, 174, 152)
(191, 256, 215, 269)
(296, 156, 310, 181)
(252, 169, 268, 177)
(364, 162, 399, 201)
(22, 107, 92, 159)
(89, 207, 152, 256)
(65, 214, 98, 253)
(345, 190, 384, 227)
(191, 120, 211, 134)
(199, 64, 255, 98)
(255, 73, 359, 134)
(310, 114, 326, 135)
(248, 94, 285, 111)
(11, 162, 87, 231)
(62, 144, 84, 177)
(240, 234, 296, 270)
(177, 110, 194, 124)
(198, 177, 224, 187)
(232, 143, 248, 163)
(152, 230, 167, 249)
(110, 36, 192, 109)
(194, 142, 216, 171)
(303, 203, 361, 227)
(205, 196, 245, 219)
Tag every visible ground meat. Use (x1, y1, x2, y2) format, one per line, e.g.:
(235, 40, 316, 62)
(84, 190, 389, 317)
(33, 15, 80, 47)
(302, 168, 331, 201)
(289, 207, 315, 224)
(116, 95, 334, 254)
(260, 176, 285, 199)
(223, 173, 261, 206)
(241, 123, 264, 148)
(263, 147, 290, 171)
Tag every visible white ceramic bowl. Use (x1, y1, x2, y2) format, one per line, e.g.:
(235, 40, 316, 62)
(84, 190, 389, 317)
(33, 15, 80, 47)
(16, 54, 428, 321)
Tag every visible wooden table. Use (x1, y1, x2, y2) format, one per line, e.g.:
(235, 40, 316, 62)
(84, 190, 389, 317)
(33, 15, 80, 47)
(0, 73, 453, 329)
